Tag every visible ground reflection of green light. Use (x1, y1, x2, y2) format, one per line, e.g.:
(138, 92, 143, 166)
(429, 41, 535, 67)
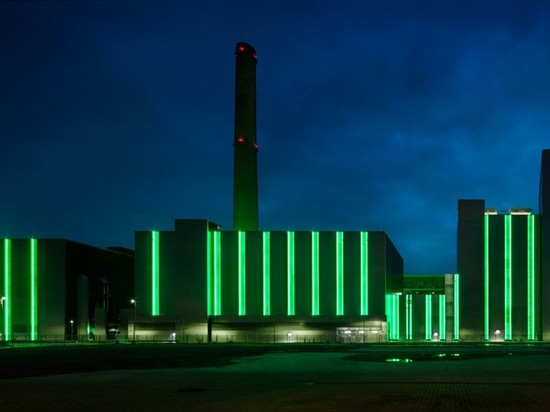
(451, 353, 460, 357)
(386, 358, 413, 363)
(434, 353, 447, 357)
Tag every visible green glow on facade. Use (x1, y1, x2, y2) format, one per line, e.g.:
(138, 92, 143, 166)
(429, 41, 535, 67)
(206, 231, 212, 316)
(262, 232, 270, 316)
(336, 232, 344, 316)
(30, 238, 38, 341)
(238, 231, 246, 316)
(425, 294, 432, 340)
(311, 231, 319, 316)
(504, 215, 512, 340)
(484, 214, 490, 341)
(151, 231, 160, 316)
(287, 231, 295, 316)
(527, 215, 535, 340)
(213, 231, 221, 315)
(386, 294, 399, 340)
(360, 232, 368, 315)
(439, 294, 446, 341)
(393, 295, 399, 340)
(454, 274, 459, 340)
(406, 294, 412, 340)
(3, 239, 11, 341)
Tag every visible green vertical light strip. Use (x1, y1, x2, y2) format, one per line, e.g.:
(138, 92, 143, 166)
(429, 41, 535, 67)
(213, 231, 221, 315)
(262, 232, 270, 316)
(238, 231, 246, 316)
(504, 215, 512, 340)
(287, 231, 295, 316)
(206, 231, 212, 316)
(151, 231, 160, 316)
(425, 294, 432, 340)
(336, 232, 344, 316)
(484, 214, 490, 341)
(406, 294, 412, 340)
(439, 294, 446, 341)
(311, 231, 319, 316)
(454, 274, 459, 341)
(3, 239, 11, 341)
(385, 294, 392, 340)
(393, 295, 399, 340)
(30, 238, 38, 341)
(527, 215, 535, 340)
(360, 232, 369, 315)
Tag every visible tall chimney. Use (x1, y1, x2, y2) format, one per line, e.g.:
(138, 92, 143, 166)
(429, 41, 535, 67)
(232, 42, 259, 231)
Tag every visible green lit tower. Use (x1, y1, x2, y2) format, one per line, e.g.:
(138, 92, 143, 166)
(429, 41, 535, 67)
(540, 149, 550, 339)
(233, 42, 259, 231)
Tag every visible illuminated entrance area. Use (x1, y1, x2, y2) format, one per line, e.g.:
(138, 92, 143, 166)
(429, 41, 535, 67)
(336, 327, 383, 343)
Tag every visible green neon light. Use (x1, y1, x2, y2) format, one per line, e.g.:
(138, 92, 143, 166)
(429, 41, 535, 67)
(385, 294, 391, 340)
(454, 273, 459, 340)
(263, 232, 270, 316)
(406, 294, 412, 340)
(336, 232, 344, 316)
(151, 231, 159, 316)
(439, 294, 446, 341)
(287, 231, 295, 316)
(504, 215, 512, 340)
(3, 239, 11, 341)
(238, 231, 246, 316)
(311, 231, 319, 316)
(30, 238, 38, 341)
(527, 215, 535, 340)
(393, 295, 399, 340)
(206, 231, 212, 316)
(484, 214, 490, 340)
(213, 231, 221, 315)
(425, 294, 432, 340)
(360, 232, 368, 315)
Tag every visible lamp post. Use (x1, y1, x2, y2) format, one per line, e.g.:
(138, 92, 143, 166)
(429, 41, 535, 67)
(70, 320, 74, 342)
(130, 299, 136, 343)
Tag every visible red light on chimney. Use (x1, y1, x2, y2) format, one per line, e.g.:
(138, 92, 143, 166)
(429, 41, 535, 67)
(253, 143, 258, 149)
(237, 137, 245, 143)
(253, 54, 257, 59)
(239, 46, 245, 51)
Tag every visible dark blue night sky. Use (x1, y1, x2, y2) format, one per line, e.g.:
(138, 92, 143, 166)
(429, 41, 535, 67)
(1, 1, 549, 274)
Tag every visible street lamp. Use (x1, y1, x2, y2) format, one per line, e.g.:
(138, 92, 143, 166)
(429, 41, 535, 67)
(130, 299, 137, 343)
(70, 320, 74, 342)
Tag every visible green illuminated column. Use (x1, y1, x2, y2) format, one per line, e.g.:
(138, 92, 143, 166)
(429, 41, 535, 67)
(385, 294, 392, 340)
(484, 214, 490, 341)
(207, 231, 212, 316)
(213, 231, 222, 315)
(3, 239, 11, 341)
(406, 294, 412, 340)
(527, 215, 535, 340)
(287, 231, 295, 316)
(439, 294, 446, 340)
(393, 295, 399, 340)
(311, 231, 319, 316)
(30, 239, 38, 341)
(263, 232, 270, 316)
(425, 294, 432, 340)
(238, 231, 246, 316)
(504, 215, 512, 340)
(151, 231, 160, 316)
(336, 232, 344, 316)
(360, 232, 368, 315)
(454, 273, 460, 340)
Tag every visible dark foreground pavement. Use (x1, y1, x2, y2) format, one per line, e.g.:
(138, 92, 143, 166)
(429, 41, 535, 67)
(2, 345, 550, 411)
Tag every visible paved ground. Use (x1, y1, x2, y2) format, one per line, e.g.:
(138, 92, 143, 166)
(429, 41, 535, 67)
(2, 345, 550, 411)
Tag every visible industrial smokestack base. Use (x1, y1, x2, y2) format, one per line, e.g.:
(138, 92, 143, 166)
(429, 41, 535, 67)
(232, 42, 259, 231)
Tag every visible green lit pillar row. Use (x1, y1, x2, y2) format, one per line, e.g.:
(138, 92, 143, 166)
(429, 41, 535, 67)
(484, 214, 490, 341)
(151, 231, 159, 316)
(439, 294, 446, 341)
(527, 215, 535, 340)
(287, 231, 295, 316)
(360, 232, 368, 316)
(425, 294, 432, 341)
(392, 295, 399, 340)
(30, 238, 38, 341)
(238, 231, 246, 316)
(3, 239, 11, 341)
(336, 232, 344, 316)
(504, 215, 512, 340)
(454, 274, 460, 341)
(262, 232, 270, 316)
(311, 232, 319, 316)
(386, 294, 399, 340)
(405, 294, 412, 340)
